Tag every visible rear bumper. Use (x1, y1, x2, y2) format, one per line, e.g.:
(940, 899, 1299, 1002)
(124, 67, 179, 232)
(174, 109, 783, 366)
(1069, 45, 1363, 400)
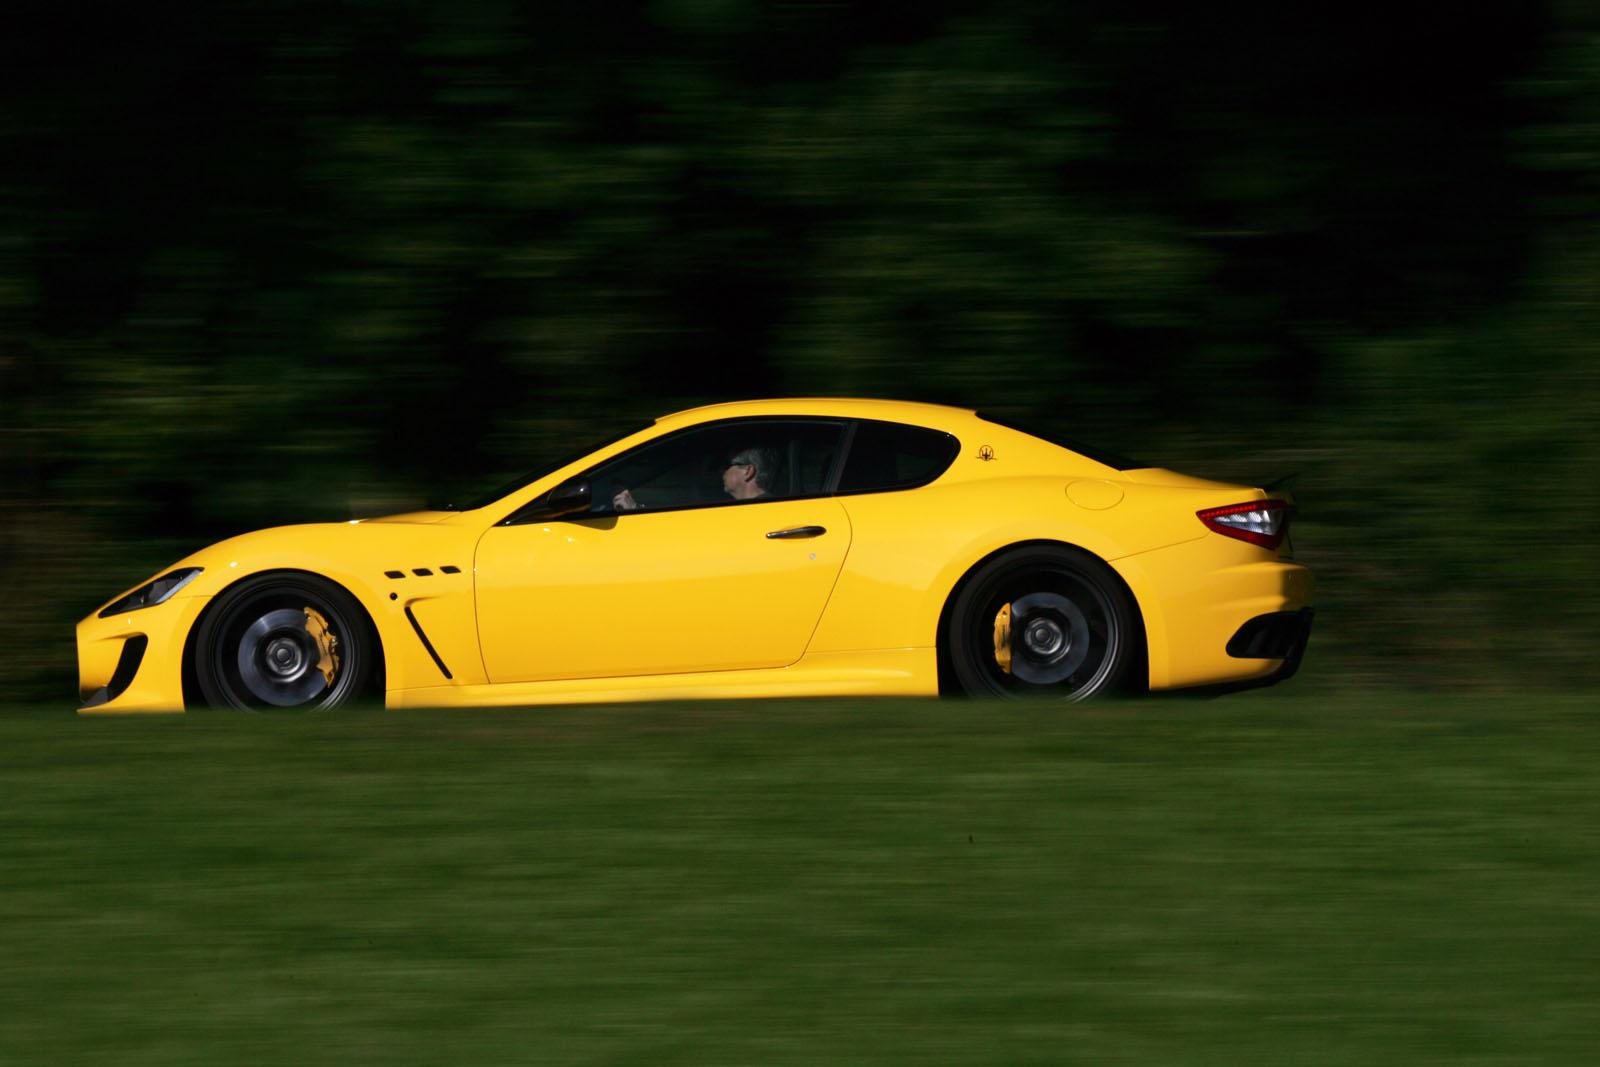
(1112, 536, 1315, 691)
(75, 596, 208, 713)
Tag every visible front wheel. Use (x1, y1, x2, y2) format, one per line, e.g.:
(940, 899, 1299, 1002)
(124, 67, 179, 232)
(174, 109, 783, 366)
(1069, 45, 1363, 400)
(194, 573, 376, 711)
(946, 546, 1139, 701)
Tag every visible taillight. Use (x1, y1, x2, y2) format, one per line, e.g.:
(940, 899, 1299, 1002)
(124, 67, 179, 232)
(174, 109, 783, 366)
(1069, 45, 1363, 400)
(1197, 499, 1290, 549)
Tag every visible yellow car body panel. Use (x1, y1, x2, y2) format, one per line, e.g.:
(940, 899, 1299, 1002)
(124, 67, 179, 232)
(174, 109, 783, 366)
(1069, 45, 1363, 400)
(76, 398, 1313, 713)
(810, 477, 1204, 654)
(475, 498, 852, 682)
(78, 519, 489, 711)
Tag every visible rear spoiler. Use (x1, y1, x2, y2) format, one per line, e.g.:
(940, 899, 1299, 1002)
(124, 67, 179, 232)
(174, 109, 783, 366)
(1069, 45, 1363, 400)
(1262, 472, 1299, 493)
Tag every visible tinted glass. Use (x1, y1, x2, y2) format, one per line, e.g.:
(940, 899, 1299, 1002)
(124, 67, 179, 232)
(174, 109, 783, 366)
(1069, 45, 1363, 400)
(836, 421, 960, 493)
(587, 419, 847, 513)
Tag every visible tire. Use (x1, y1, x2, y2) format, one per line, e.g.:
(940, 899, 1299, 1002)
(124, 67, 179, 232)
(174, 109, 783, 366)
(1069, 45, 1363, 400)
(194, 572, 375, 711)
(946, 545, 1138, 701)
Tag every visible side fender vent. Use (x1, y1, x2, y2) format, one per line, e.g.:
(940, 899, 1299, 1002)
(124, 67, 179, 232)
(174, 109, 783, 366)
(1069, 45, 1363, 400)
(403, 606, 453, 680)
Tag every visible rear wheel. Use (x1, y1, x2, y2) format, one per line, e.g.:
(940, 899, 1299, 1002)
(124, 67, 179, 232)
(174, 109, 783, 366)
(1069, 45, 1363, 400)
(194, 573, 375, 711)
(947, 546, 1138, 701)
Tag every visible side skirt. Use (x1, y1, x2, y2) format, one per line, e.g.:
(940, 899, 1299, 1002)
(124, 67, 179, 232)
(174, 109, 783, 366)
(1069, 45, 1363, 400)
(386, 648, 938, 708)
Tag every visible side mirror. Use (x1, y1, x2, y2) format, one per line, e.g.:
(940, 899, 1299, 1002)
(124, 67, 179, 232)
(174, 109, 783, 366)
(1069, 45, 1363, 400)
(505, 477, 592, 524)
(544, 477, 593, 517)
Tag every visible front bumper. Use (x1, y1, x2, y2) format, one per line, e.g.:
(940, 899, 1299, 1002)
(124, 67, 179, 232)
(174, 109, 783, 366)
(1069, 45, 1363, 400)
(76, 596, 210, 713)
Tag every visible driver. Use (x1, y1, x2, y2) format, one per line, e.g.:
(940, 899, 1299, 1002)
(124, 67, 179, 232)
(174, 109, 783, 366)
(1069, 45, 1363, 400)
(612, 446, 776, 511)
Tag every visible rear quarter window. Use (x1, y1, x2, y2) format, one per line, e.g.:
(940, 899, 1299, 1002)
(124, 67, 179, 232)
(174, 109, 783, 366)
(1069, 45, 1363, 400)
(836, 421, 961, 494)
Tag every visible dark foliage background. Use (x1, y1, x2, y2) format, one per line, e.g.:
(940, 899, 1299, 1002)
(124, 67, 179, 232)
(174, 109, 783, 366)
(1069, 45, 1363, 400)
(3, 1, 1597, 702)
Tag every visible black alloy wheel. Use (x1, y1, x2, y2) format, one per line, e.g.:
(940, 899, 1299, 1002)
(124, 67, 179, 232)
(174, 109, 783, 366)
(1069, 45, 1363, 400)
(947, 545, 1138, 701)
(194, 573, 375, 711)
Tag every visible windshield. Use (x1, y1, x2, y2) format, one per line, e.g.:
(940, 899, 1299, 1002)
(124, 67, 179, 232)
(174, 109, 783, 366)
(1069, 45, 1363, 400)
(431, 420, 654, 511)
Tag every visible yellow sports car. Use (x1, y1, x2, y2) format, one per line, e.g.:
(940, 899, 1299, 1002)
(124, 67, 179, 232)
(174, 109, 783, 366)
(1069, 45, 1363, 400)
(77, 398, 1313, 713)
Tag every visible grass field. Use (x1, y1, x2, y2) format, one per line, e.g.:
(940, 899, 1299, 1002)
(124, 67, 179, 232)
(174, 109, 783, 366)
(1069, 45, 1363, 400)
(3, 693, 1597, 1065)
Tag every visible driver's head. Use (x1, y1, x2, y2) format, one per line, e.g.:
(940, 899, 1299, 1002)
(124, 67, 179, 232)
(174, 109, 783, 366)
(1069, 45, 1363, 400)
(723, 447, 776, 499)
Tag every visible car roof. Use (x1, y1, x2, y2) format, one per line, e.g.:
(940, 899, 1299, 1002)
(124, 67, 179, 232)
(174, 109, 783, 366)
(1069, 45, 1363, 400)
(654, 397, 976, 430)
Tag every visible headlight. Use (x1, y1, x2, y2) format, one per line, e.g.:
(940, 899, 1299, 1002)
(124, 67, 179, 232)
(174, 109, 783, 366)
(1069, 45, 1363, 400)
(98, 568, 204, 618)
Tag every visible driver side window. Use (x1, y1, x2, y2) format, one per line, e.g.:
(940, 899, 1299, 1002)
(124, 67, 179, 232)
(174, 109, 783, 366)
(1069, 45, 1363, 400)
(587, 419, 846, 514)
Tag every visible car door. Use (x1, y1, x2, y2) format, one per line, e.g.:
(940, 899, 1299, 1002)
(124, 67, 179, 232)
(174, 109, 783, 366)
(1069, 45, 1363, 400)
(473, 419, 851, 684)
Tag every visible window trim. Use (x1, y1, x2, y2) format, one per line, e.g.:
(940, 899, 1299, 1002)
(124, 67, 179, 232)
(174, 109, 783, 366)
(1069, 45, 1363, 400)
(499, 414, 965, 524)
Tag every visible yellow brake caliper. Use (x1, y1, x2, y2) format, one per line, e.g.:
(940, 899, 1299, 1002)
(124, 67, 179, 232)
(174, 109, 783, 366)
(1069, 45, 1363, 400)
(993, 602, 1013, 674)
(303, 607, 341, 687)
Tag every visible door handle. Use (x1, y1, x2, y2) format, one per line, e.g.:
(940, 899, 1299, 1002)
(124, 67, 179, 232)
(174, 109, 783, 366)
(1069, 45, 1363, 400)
(766, 525, 827, 539)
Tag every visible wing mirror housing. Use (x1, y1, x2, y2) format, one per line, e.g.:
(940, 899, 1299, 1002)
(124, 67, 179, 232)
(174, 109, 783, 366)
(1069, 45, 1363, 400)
(506, 477, 592, 524)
